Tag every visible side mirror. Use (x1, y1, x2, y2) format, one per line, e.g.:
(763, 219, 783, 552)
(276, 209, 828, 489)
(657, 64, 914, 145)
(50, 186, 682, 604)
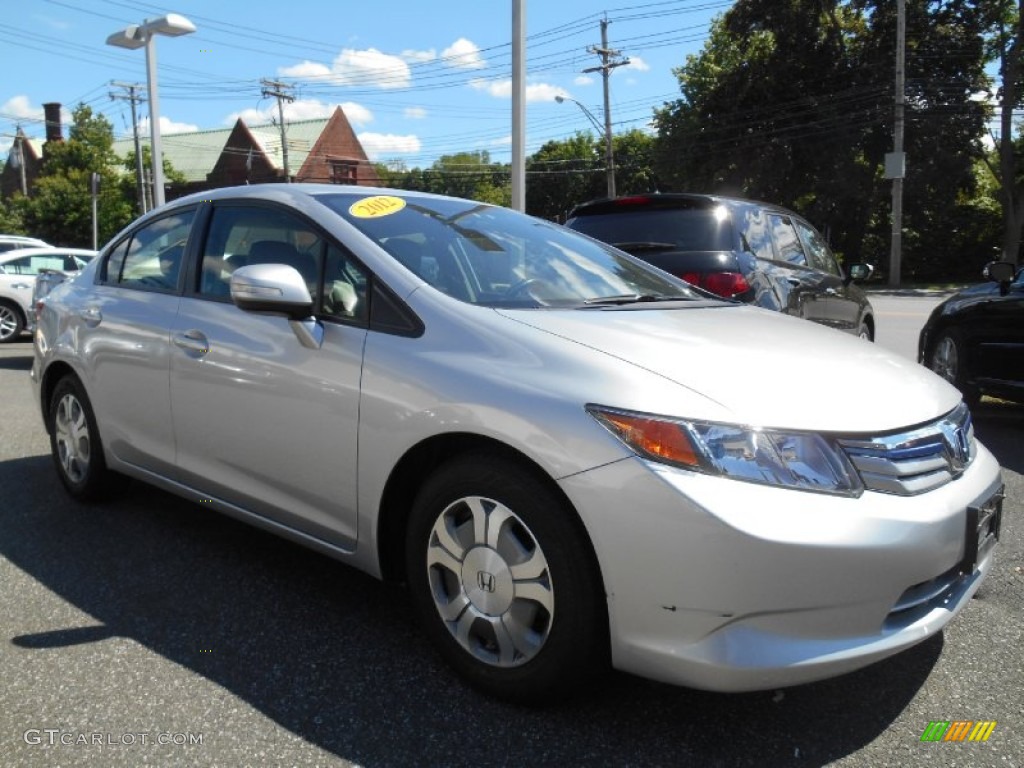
(847, 263, 873, 282)
(230, 264, 314, 320)
(983, 260, 1016, 285)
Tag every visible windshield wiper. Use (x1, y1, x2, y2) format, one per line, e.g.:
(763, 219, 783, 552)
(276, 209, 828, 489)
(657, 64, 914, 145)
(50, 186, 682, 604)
(581, 293, 693, 306)
(611, 241, 676, 251)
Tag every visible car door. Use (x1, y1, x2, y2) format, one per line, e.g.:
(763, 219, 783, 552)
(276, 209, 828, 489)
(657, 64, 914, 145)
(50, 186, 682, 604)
(792, 217, 860, 333)
(76, 208, 196, 476)
(168, 203, 367, 549)
(764, 212, 831, 326)
(973, 272, 1024, 395)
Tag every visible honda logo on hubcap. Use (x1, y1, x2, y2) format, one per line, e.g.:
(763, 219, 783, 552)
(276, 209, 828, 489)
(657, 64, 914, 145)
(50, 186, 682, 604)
(476, 571, 496, 593)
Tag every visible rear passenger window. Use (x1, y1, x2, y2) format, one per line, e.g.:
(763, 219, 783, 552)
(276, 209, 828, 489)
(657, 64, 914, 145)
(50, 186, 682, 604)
(739, 207, 774, 261)
(103, 210, 195, 291)
(767, 215, 806, 265)
(198, 206, 323, 300)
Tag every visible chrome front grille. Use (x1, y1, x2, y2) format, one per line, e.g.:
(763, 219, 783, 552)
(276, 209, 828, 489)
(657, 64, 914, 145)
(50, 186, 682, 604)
(837, 403, 975, 496)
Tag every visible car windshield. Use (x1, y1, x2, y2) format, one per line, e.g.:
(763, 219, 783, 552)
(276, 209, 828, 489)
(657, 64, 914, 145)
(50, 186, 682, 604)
(569, 205, 734, 252)
(316, 193, 700, 308)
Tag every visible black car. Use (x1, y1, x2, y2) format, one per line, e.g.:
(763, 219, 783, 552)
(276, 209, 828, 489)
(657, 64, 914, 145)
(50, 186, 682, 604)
(565, 194, 875, 338)
(919, 260, 1024, 405)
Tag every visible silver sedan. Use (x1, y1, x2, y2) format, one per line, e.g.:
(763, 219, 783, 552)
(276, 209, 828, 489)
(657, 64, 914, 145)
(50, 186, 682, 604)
(32, 185, 1003, 703)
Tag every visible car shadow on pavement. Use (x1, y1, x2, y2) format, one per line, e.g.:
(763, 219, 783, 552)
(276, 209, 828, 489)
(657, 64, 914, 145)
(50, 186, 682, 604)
(0, 353, 33, 371)
(973, 400, 1024, 475)
(1, 454, 942, 767)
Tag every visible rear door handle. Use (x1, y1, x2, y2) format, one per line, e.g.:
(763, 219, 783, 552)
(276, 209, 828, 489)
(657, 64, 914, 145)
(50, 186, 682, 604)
(173, 329, 210, 356)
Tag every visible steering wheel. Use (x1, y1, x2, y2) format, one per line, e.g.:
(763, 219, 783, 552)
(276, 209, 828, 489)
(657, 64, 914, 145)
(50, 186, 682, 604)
(504, 277, 547, 299)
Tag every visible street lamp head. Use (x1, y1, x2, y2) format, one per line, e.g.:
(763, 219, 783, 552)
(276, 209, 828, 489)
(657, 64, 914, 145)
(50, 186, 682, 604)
(105, 25, 145, 50)
(140, 13, 197, 37)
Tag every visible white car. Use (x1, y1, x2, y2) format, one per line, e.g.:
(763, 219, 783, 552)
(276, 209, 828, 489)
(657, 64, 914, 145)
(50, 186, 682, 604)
(0, 247, 95, 342)
(0, 234, 50, 253)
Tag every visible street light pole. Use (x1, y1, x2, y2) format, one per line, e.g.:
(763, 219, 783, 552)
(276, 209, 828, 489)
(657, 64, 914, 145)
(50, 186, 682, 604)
(555, 95, 613, 196)
(106, 14, 196, 209)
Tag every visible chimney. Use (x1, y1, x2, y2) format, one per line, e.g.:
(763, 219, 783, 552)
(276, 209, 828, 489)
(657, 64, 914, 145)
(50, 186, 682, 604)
(43, 103, 63, 143)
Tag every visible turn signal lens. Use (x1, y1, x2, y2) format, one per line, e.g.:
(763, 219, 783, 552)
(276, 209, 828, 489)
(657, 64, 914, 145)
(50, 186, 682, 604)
(588, 408, 703, 469)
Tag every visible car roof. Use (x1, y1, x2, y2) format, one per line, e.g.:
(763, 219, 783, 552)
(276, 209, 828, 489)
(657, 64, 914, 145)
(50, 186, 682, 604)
(0, 247, 97, 264)
(171, 183, 471, 208)
(567, 193, 794, 219)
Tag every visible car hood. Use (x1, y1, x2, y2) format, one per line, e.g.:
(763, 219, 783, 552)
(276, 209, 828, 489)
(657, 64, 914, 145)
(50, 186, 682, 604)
(498, 303, 959, 433)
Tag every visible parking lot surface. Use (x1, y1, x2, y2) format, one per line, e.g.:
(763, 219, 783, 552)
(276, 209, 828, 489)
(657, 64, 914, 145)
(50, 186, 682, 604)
(1, 308, 1021, 767)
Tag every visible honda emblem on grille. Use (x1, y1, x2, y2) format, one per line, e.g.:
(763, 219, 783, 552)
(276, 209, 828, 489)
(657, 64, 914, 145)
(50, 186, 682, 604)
(477, 571, 496, 593)
(940, 421, 970, 471)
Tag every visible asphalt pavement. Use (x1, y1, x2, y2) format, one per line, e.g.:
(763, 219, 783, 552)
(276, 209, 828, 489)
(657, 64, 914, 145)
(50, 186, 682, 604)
(1, 301, 1021, 768)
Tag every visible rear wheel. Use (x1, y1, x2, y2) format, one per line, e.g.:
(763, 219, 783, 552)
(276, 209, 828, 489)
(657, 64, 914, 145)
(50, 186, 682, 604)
(0, 300, 24, 343)
(405, 454, 606, 703)
(48, 375, 109, 500)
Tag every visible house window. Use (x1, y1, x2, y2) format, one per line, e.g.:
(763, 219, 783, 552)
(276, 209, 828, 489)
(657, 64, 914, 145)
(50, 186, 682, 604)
(329, 160, 358, 185)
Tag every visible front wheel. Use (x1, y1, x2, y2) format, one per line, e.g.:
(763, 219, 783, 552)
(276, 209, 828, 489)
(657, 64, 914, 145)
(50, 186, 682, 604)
(929, 329, 978, 405)
(48, 375, 109, 500)
(405, 454, 607, 703)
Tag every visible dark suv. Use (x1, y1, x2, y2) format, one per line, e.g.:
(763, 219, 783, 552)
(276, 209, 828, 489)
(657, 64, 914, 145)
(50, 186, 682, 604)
(565, 194, 875, 339)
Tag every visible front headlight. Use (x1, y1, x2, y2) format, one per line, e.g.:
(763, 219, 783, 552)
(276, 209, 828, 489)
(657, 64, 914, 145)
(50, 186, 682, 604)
(587, 405, 863, 497)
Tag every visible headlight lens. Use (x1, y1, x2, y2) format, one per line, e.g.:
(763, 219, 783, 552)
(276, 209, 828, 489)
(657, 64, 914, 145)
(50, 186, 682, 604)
(588, 406, 863, 496)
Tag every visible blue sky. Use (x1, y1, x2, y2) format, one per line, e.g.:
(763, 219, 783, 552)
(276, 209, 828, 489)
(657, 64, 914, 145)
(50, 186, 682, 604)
(0, 0, 729, 167)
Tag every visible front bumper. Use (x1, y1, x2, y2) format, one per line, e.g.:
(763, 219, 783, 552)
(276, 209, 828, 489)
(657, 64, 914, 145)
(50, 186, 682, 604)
(560, 442, 1002, 692)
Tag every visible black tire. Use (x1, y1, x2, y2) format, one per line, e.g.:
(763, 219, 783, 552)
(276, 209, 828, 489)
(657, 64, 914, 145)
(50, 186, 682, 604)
(928, 328, 979, 406)
(0, 299, 25, 343)
(857, 321, 873, 341)
(48, 375, 109, 500)
(405, 454, 607, 704)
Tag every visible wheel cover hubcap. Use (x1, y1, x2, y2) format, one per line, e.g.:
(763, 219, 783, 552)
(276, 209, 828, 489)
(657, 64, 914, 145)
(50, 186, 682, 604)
(54, 393, 91, 484)
(0, 306, 17, 339)
(426, 496, 554, 668)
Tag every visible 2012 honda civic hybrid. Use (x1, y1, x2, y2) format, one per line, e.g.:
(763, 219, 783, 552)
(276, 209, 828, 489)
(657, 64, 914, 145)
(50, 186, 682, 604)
(32, 184, 1003, 704)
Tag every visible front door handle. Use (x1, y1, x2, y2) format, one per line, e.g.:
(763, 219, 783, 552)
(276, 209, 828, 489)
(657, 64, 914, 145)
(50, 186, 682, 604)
(173, 329, 210, 356)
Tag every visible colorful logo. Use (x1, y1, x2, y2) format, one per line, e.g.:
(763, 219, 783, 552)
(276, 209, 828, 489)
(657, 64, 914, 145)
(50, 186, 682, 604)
(920, 721, 996, 742)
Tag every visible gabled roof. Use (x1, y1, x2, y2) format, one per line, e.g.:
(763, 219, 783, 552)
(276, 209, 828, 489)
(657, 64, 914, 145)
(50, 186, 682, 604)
(112, 116, 335, 183)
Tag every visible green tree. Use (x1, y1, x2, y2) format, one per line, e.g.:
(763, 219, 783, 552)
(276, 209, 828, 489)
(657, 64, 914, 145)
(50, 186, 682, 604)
(654, 0, 992, 280)
(526, 132, 604, 220)
(21, 104, 134, 246)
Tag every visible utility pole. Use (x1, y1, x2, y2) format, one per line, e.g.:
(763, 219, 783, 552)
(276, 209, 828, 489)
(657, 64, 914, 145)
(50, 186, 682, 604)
(511, 0, 526, 211)
(110, 81, 147, 214)
(584, 16, 629, 198)
(261, 79, 295, 182)
(886, 0, 906, 287)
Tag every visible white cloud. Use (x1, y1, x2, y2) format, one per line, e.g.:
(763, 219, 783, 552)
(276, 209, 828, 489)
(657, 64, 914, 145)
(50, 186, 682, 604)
(279, 48, 412, 89)
(357, 132, 421, 160)
(278, 61, 332, 79)
(2, 95, 45, 122)
(404, 107, 428, 119)
(402, 48, 436, 63)
(332, 48, 411, 89)
(469, 79, 569, 103)
(441, 38, 485, 69)
(139, 116, 199, 134)
(574, 75, 594, 86)
(491, 135, 512, 147)
(225, 99, 373, 127)
(625, 56, 650, 72)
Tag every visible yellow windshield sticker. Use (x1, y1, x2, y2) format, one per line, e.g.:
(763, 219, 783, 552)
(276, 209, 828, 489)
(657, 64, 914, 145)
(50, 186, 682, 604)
(349, 195, 407, 219)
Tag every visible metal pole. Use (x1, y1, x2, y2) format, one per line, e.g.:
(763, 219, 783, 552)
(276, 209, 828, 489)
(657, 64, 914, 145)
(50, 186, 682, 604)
(888, 0, 905, 288)
(144, 33, 166, 208)
(128, 87, 146, 213)
(511, 0, 526, 211)
(17, 135, 27, 196)
(599, 19, 615, 198)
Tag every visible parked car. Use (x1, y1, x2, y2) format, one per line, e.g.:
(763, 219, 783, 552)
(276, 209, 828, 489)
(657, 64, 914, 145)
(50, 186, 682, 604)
(0, 247, 95, 342)
(0, 234, 51, 253)
(920, 260, 1024, 404)
(565, 193, 876, 338)
(33, 185, 1002, 703)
